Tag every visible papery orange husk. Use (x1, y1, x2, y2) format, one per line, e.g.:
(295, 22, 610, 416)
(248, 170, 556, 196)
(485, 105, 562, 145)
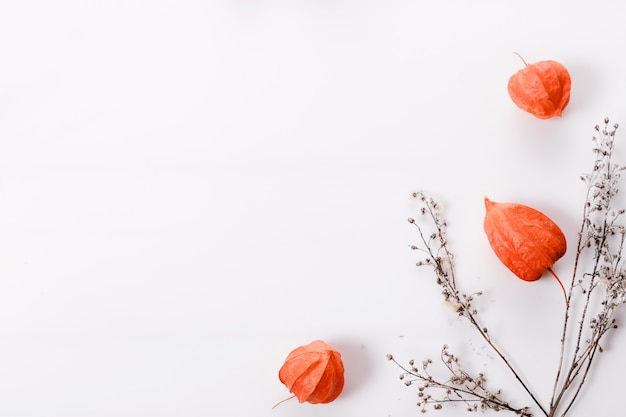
(484, 197, 566, 281)
(278, 340, 344, 404)
(507, 59, 571, 119)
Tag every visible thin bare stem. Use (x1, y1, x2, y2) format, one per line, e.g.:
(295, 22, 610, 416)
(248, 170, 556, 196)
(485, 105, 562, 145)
(549, 119, 623, 416)
(271, 395, 295, 409)
(465, 312, 549, 416)
(513, 51, 529, 66)
(547, 268, 567, 304)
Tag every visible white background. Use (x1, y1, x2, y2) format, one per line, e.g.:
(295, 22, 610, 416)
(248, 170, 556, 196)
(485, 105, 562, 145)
(1, 1, 625, 416)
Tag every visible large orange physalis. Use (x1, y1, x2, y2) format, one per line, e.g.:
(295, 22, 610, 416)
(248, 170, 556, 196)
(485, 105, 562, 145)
(277, 340, 344, 406)
(484, 197, 567, 294)
(507, 55, 571, 119)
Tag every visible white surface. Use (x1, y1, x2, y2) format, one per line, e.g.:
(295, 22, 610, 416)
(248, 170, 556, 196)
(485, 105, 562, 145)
(1, 1, 625, 416)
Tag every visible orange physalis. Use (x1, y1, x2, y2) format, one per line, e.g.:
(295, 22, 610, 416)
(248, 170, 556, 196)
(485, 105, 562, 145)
(276, 340, 344, 406)
(483, 197, 567, 294)
(507, 55, 571, 119)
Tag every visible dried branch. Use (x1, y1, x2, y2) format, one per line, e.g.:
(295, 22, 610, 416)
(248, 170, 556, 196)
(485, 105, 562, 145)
(391, 118, 626, 417)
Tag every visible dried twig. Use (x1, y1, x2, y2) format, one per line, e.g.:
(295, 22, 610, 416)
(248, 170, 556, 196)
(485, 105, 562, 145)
(391, 118, 626, 417)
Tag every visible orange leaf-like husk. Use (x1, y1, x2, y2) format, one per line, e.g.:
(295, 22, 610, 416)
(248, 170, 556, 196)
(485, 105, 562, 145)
(278, 340, 344, 404)
(507, 60, 571, 119)
(484, 197, 566, 281)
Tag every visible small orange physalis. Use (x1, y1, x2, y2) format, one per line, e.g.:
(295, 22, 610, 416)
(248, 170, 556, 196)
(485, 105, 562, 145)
(484, 197, 567, 295)
(276, 340, 344, 407)
(507, 54, 571, 119)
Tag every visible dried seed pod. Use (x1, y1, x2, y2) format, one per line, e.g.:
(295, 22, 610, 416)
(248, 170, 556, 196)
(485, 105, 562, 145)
(278, 340, 344, 405)
(507, 56, 571, 119)
(484, 197, 566, 281)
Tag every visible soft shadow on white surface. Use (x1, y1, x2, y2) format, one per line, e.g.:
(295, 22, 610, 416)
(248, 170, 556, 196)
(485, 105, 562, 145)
(328, 339, 372, 398)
